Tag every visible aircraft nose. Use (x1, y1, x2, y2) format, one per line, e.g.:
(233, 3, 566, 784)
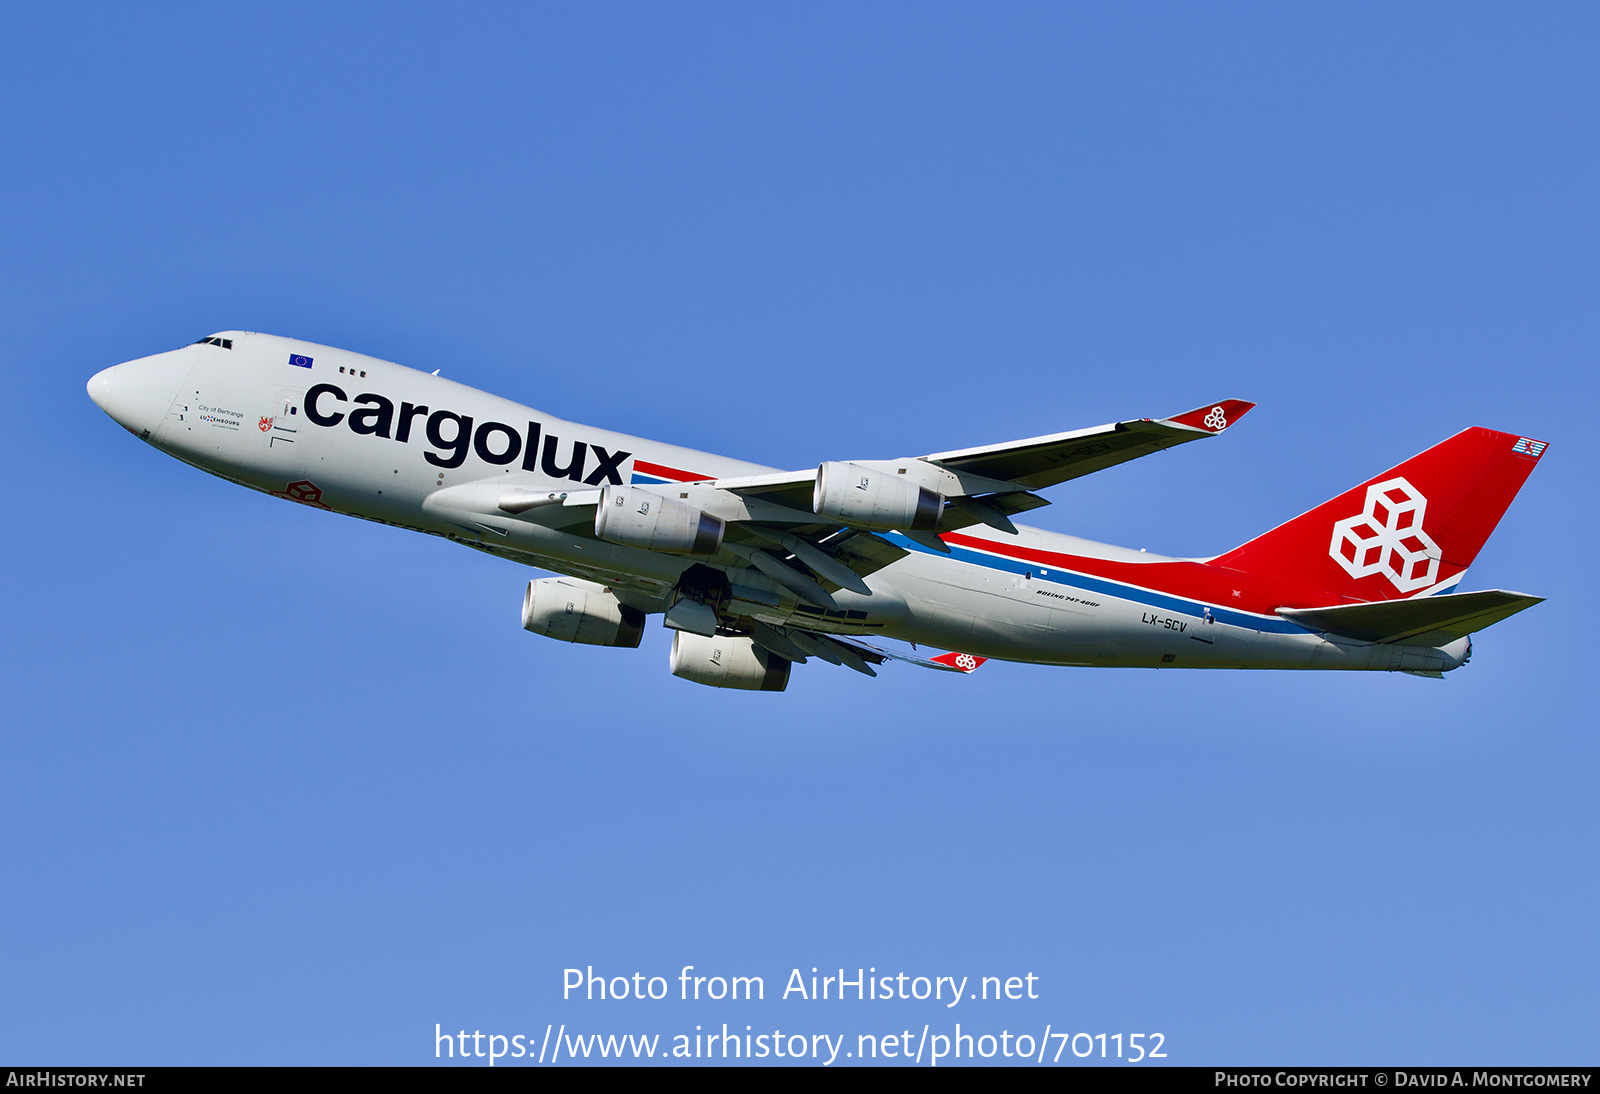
(87, 366, 117, 413)
(86, 351, 192, 437)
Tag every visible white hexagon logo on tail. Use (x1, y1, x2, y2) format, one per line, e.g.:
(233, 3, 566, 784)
(1329, 477, 1441, 593)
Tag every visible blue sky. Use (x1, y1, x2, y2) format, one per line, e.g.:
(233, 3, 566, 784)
(1, 2, 1594, 1065)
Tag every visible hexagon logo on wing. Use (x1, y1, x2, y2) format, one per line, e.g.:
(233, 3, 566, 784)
(1328, 476, 1441, 593)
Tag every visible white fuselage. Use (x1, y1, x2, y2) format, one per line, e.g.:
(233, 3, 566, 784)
(89, 332, 1467, 675)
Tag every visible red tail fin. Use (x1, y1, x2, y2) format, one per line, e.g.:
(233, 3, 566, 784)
(1213, 428, 1546, 603)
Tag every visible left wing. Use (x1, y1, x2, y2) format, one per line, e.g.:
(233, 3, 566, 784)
(747, 622, 988, 678)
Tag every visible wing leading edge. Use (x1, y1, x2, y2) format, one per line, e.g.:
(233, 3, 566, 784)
(921, 398, 1256, 491)
(698, 397, 1255, 522)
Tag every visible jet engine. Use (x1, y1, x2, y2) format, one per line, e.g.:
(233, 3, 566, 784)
(595, 485, 725, 555)
(669, 632, 791, 691)
(813, 462, 943, 531)
(522, 577, 645, 647)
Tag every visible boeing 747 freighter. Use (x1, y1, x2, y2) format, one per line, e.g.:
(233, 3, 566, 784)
(87, 332, 1545, 691)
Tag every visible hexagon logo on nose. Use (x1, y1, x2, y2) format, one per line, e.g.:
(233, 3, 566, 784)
(1329, 476, 1441, 593)
(271, 480, 331, 509)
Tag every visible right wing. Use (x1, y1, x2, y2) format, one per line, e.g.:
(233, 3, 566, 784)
(690, 397, 1255, 507)
(427, 398, 1256, 618)
(921, 398, 1256, 491)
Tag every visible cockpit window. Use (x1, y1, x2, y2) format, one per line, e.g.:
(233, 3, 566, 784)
(192, 336, 234, 349)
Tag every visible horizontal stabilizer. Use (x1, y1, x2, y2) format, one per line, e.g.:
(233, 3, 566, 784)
(1277, 590, 1543, 646)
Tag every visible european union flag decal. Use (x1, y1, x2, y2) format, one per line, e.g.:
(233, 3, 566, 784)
(289, 354, 314, 369)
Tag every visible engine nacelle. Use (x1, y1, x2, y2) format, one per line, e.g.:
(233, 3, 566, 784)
(813, 461, 943, 531)
(595, 486, 725, 555)
(669, 632, 791, 691)
(522, 577, 645, 648)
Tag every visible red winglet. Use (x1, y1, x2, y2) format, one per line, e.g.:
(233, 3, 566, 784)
(1164, 399, 1256, 434)
(931, 651, 987, 673)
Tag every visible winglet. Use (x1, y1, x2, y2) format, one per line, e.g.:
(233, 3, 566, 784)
(830, 636, 989, 675)
(1162, 399, 1256, 434)
(930, 651, 987, 673)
